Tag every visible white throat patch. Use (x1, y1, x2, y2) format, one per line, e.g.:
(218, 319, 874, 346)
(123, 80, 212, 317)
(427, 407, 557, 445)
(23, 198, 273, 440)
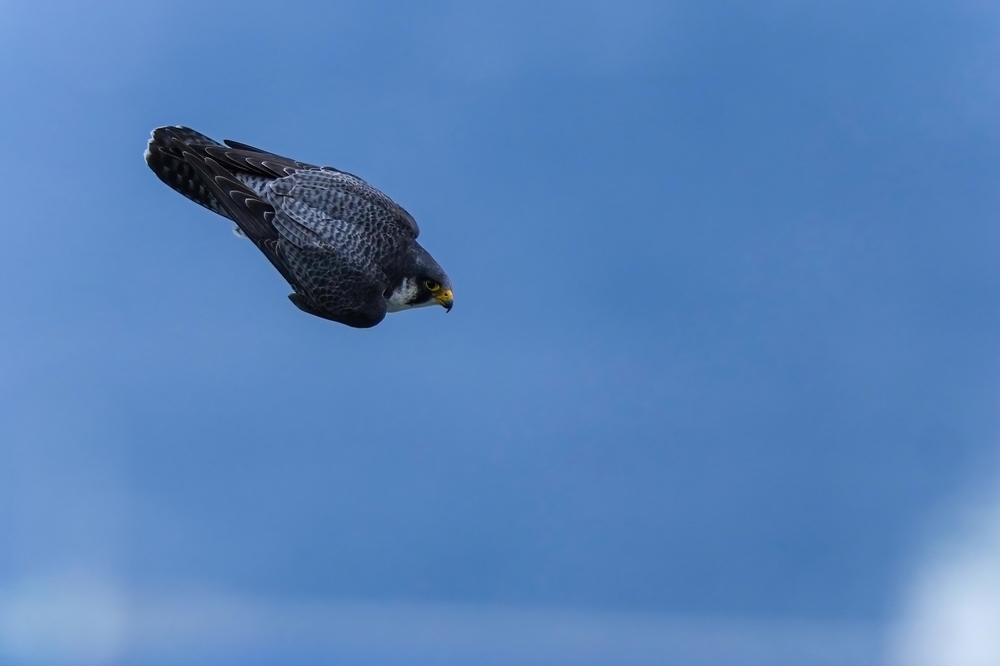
(385, 278, 433, 313)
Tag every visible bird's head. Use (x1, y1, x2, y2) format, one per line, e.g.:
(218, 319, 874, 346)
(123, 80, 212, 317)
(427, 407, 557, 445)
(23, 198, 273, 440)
(415, 275, 454, 312)
(384, 244, 453, 313)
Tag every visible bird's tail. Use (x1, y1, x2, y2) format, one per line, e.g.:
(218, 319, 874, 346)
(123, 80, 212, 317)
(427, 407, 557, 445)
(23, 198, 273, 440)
(144, 126, 234, 220)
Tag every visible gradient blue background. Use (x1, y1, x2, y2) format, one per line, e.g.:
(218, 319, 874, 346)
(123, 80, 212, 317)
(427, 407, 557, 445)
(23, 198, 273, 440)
(1, 1, 999, 663)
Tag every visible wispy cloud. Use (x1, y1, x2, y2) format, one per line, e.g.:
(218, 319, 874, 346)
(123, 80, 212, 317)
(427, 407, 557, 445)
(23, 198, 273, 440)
(0, 573, 127, 665)
(890, 486, 1000, 666)
(0, 574, 879, 666)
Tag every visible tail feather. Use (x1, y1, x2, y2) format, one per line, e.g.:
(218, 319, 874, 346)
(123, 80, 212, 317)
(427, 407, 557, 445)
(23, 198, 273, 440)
(145, 126, 295, 284)
(145, 126, 233, 220)
(145, 126, 280, 243)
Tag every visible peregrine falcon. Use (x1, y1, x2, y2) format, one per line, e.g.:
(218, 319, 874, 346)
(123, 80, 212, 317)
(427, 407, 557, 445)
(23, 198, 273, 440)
(144, 126, 453, 328)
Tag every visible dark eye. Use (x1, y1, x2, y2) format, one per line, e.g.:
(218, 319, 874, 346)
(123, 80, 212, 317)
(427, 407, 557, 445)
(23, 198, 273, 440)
(424, 280, 440, 292)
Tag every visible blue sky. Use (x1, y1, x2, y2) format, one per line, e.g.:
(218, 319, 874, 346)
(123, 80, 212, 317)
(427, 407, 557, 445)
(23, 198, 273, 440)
(2, 1, 1000, 664)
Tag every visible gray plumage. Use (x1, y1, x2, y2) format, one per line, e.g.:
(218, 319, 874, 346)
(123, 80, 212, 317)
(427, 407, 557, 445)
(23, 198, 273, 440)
(144, 126, 453, 328)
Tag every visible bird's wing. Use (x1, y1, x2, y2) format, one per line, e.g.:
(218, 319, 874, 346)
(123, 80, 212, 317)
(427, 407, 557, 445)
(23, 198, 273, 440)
(219, 137, 420, 238)
(269, 169, 419, 240)
(147, 126, 419, 238)
(265, 170, 418, 262)
(185, 162, 389, 327)
(205, 140, 321, 179)
(279, 243, 388, 328)
(262, 170, 423, 327)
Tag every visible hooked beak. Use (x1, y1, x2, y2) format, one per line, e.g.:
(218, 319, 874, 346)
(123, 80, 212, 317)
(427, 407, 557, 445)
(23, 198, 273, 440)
(435, 289, 454, 312)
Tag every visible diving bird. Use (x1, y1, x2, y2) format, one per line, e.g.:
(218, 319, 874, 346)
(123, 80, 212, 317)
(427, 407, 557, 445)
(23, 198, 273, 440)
(144, 126, 453, 328)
